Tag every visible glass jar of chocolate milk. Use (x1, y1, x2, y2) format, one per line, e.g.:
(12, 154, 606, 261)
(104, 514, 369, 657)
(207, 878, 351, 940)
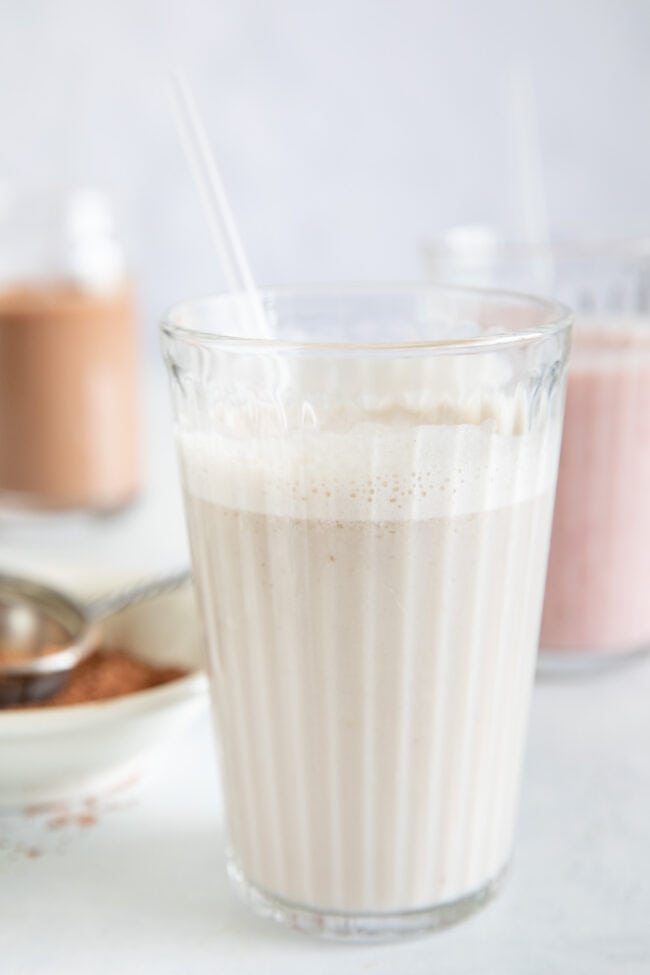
(0, 187, 140, 512)
(162, 285, 571, 939)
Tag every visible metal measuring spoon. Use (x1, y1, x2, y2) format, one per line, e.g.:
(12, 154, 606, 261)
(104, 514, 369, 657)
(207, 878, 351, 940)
(0, 569, 191, 707)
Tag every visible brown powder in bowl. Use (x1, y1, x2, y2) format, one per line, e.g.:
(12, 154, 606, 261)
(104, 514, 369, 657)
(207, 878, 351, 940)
(20, 648, 188, 708)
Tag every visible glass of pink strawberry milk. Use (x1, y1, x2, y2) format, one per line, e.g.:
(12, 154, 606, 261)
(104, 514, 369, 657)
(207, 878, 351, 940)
(424, 235, 650, 670)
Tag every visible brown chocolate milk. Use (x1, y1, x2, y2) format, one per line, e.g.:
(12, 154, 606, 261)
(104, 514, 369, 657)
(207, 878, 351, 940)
(0, 283, 139, 511)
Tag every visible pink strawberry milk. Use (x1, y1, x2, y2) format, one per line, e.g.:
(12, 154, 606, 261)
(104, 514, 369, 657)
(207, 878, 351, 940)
(540, 322, 650, 654)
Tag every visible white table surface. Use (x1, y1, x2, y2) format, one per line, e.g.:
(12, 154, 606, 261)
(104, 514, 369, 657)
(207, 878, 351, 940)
(1, 368, 649, 974)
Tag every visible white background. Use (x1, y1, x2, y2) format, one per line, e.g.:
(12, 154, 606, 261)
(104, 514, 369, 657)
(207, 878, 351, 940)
(1, 0, 649, 342)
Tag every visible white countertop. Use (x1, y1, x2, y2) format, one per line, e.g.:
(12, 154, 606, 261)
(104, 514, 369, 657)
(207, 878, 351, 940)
(1, 368, 649, 973)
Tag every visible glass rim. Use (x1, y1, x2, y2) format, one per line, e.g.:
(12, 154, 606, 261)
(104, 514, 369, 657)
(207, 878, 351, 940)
(161, 282, 573, 355)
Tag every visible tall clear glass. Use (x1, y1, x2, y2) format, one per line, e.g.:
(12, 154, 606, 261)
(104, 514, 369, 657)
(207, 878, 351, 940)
(424, 239, 650, 670)
(161, 285, 571, 940)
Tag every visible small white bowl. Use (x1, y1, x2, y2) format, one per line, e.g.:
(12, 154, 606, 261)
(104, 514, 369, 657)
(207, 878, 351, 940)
(0, 581, 208, 809)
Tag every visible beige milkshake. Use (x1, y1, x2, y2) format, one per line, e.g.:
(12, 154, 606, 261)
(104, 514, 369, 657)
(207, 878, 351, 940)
(180, 393, 557, 913)
(163, 285, 570, 938)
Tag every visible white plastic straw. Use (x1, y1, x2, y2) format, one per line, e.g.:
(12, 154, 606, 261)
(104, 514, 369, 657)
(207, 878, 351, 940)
(169, 70, 271, 338)
(508, 60, 555, 293)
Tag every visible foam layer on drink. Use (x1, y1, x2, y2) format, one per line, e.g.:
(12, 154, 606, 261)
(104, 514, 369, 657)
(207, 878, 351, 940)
(180, 389, 556, 523)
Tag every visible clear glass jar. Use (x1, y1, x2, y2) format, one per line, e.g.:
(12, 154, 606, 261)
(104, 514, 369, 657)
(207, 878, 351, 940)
(162, 285, 571, 939)
(0, 186, 140, 513)
(424, 235, 650, 670)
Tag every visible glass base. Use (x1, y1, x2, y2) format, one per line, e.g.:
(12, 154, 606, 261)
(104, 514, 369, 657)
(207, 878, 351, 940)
(227, 857, 509, 942)
(537, 640, 650, 679)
